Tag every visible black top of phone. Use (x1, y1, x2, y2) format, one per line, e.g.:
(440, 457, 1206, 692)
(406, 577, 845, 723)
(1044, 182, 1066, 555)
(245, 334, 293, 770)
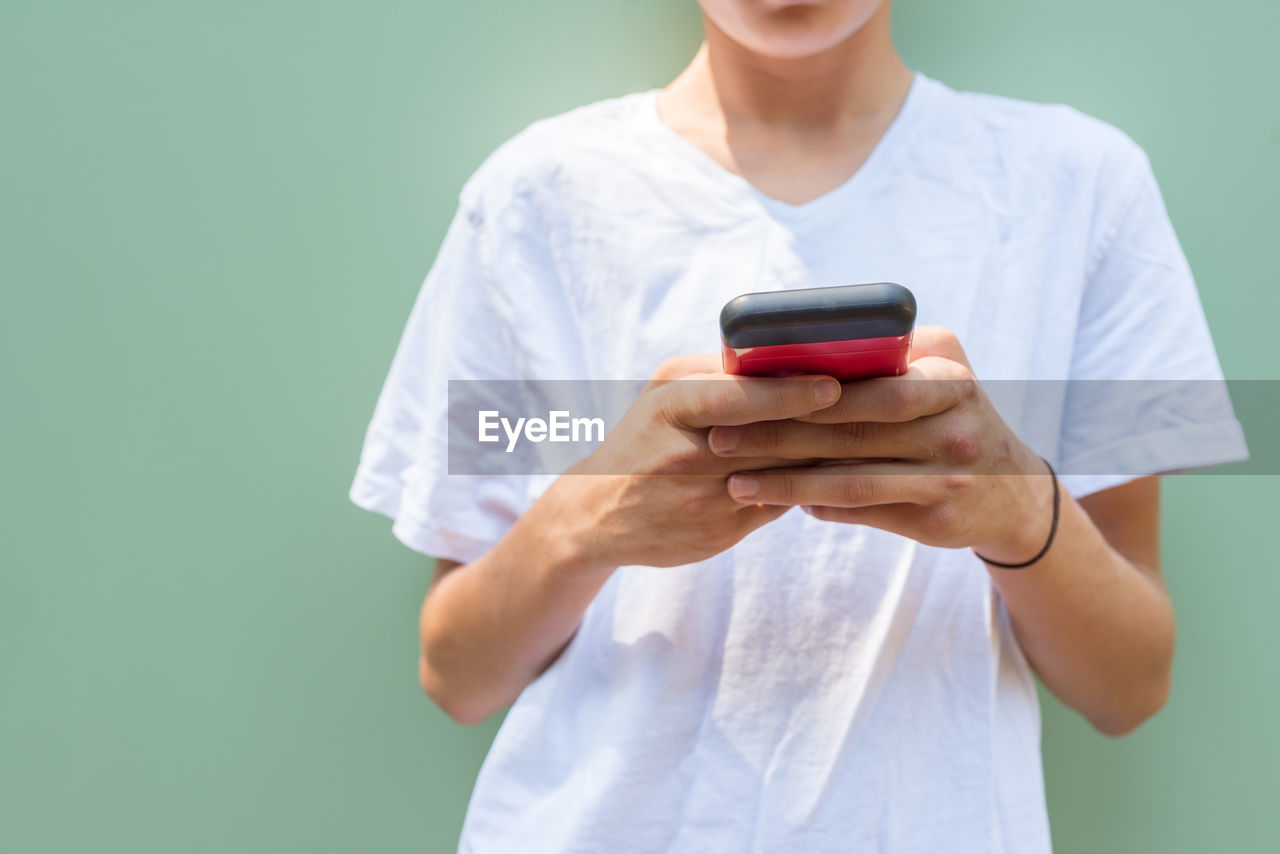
(719, 282, 917, 348)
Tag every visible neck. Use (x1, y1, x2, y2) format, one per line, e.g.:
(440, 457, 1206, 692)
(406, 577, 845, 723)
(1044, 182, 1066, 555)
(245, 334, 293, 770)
(669, 5, 912, 132)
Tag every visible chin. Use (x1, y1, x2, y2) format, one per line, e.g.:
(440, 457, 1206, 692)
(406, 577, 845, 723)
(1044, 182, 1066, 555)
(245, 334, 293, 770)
(702, 0, 886, 59)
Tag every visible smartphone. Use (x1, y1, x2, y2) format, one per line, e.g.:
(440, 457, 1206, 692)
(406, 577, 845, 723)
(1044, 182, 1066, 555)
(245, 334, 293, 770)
(719, 282, 916, 381)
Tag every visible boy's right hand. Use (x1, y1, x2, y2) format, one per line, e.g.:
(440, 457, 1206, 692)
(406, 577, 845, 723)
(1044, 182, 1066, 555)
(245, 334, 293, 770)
(541, 354, 841, 572)
(417, 355, 840, 723)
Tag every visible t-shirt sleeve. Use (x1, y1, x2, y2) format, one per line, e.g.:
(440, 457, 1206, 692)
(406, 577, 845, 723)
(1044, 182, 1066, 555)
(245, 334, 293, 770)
(348, 181, 532, 563)
(1056, 137, 1249, 498)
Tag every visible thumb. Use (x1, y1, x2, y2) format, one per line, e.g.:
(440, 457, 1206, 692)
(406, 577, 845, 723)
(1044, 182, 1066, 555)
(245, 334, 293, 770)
(910, 325, 973, 370)
(643, 352, 724, 393)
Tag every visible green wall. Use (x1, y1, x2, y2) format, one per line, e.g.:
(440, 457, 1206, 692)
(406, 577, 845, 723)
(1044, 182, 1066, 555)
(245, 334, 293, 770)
(2, 2, 1274, 852)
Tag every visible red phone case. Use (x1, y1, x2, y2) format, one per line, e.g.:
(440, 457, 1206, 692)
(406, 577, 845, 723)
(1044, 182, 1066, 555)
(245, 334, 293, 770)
(719, 283, 916, 382)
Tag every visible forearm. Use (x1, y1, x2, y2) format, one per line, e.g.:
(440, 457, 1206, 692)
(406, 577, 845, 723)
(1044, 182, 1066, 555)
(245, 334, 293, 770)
(419, 482, 615, 725)
(707, 330, 1177, 735)
(986, 487, 1174, 736)
(416, 365, 831, 724)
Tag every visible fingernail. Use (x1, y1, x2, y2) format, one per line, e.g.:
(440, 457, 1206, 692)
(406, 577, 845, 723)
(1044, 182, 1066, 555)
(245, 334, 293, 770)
(728, 473, 758, 501)
(709, 426, 739, 454)
(801, 505, 815, 515)
(814, 379, 840, 407)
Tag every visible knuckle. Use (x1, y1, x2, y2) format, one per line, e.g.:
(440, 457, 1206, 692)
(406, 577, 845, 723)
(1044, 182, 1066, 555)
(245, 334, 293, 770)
(938, 471, 976, 498)
(649, 382, 684, 422)
(941, 424, 982, 466)
(953, 371, 980, 403)
(924, 501, 963, 541)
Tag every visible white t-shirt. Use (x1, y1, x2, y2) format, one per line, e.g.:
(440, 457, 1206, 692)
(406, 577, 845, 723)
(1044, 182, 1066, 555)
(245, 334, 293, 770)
(350, 71, 1247, 853)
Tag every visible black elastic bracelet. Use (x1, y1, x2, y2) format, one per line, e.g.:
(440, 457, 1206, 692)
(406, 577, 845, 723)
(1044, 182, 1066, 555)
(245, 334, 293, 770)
(974, 457, 1060, 570)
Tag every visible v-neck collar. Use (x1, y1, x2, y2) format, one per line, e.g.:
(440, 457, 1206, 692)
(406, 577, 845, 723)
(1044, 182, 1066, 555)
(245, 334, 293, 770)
(641, 70, 933, 226)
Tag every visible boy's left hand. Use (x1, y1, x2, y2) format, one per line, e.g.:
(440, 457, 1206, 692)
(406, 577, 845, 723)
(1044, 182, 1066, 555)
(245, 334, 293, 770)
(709, 325, 1055, 565)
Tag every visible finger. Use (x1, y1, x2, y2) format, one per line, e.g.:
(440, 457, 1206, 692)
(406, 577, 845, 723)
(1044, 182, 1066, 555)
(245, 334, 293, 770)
(803, 499, 970, 550)
(802, 503, 934, 540)
(708, 417, 933, 461)
(702, 453, 833, 475)
(725, 462, 934, 507)
(644, 353, 724, 392)
(666, 374, 841, 429)
(910, 325, 972, 369)
(798, 357, 976, 424)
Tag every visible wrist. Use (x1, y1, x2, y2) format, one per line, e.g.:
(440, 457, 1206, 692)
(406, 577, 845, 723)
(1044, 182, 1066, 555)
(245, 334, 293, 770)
(528, 472, 618, 580)
(972, 450, 1058, 565)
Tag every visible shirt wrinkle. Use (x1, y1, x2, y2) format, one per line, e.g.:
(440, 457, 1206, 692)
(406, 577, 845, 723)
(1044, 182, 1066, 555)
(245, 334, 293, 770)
(348, 71, 1247, 854)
